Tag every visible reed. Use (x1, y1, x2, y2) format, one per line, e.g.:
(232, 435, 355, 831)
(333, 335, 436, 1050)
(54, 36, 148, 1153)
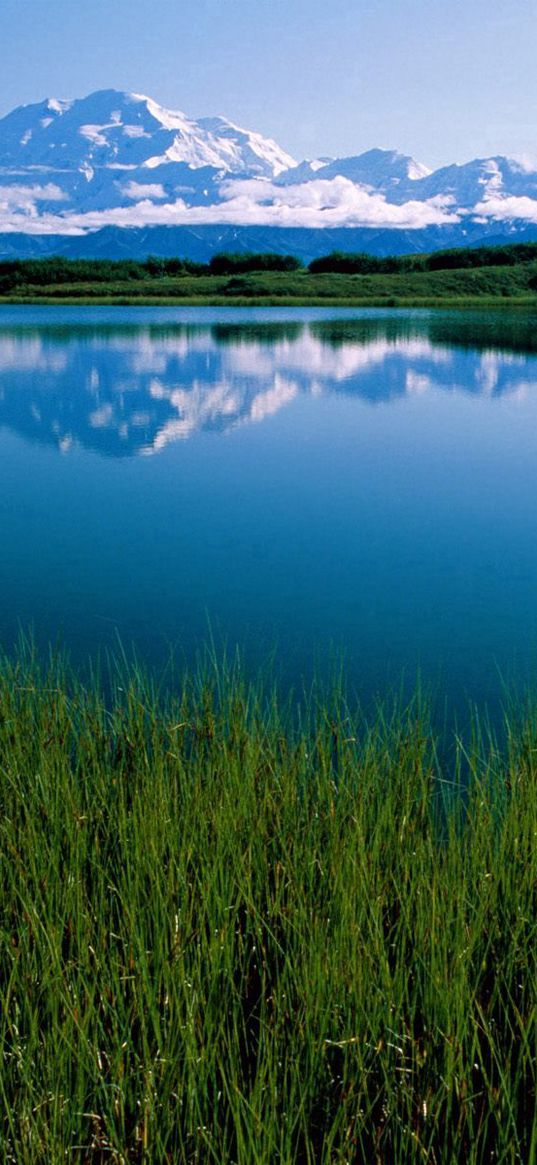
(0, 646, 535, 1163)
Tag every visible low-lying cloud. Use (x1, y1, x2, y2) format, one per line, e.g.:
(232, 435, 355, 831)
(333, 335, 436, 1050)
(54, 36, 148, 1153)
(4, 172, 537, 235)
(0, 183, 67, 212)
(473, 194, 537, 224)
(121, 180, 167, 201)
(0, 175, 461, 234)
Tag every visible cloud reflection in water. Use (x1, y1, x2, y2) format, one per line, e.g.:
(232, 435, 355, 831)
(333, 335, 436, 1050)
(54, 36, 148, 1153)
(0, 310, 536, 458)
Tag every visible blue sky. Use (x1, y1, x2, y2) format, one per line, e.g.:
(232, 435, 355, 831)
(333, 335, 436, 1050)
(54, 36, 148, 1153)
(2, 0, 536, 167)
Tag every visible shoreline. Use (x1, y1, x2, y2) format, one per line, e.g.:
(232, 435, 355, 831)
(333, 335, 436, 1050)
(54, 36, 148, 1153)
(2, 293, 537, 307)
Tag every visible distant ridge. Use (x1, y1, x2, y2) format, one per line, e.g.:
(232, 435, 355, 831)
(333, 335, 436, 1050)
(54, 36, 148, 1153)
(1, 89, 537, 257)
(3, 224, 537, 264)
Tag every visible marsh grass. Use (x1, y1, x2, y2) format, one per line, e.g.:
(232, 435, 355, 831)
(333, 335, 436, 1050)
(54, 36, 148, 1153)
(0, 646, 536, 1163)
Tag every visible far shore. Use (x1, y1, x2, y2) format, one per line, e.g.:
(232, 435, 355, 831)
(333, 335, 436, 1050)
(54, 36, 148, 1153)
(2, 243, 537, 307)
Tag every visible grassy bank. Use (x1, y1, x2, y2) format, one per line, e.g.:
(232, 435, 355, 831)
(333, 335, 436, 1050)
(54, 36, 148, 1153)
(2, 247, 537, 305)
(3, 293, 537, 309)
(1, 651, 536, 1163)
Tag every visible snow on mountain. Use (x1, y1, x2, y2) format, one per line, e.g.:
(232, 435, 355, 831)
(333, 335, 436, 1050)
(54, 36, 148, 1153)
(194, 115, 296, 176)
(285, 148, 432, 194)
(411, 155, 537, 208)
(0, 90, 295, 175)
(1, 89, 537, 241)
(268, 157, 334, 185)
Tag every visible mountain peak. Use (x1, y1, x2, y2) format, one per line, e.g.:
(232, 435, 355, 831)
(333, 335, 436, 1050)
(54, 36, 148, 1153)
(1, 88, 537, 242)
(0, 88, 295, 178)
(313, 148, 432, 189)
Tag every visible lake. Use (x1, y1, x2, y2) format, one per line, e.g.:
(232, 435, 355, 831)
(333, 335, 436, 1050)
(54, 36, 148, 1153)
(2, 304, 537, 714)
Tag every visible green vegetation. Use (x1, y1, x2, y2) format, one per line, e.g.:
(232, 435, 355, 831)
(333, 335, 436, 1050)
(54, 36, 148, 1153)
(308, 242, 537, 274)
(1, 648, 536, 1163)
(208, 252, 304, 275)
(2, 243, 537, 305)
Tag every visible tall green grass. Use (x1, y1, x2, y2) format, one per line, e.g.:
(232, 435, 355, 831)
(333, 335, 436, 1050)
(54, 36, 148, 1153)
(0, 648, 536, 1163)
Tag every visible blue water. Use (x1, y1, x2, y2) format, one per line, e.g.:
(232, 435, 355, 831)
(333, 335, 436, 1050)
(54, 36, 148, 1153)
(2, 304, 537, 712)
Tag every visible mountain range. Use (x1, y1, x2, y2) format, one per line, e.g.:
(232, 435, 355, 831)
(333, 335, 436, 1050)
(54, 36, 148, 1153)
(1, 89, 537, 260)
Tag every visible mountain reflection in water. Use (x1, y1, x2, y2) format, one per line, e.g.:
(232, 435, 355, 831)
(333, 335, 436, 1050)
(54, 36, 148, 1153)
(1, 310, 537, 458)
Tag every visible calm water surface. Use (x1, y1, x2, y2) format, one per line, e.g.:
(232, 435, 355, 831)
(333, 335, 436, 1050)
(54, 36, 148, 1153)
(2, 305, 537, 712)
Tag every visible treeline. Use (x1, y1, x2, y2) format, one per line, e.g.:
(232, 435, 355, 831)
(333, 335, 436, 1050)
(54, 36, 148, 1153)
(0, 252, 303, 291)
(0, 256, 204, 291)
(1, 242, 537, 291)
(308, 242, 537, 273)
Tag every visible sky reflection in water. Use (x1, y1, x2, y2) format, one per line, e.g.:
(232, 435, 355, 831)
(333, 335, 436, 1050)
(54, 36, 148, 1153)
(1, 306, 537, 716)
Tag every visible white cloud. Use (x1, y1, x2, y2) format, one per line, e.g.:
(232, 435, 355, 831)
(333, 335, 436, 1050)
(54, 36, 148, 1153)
(0, 174, 461, 234)
(122, 180, 167, 201)
(0, 183, 67, 209)
(0, 183, 70, 231)
(473, 194, 537, 223)
(208, 176, 461, 229)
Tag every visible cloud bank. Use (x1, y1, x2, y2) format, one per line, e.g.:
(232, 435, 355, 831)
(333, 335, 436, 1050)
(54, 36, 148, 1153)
(473, 194, 537, 224)
(2, 177, 537, 236)
(0, 175, 461, 235)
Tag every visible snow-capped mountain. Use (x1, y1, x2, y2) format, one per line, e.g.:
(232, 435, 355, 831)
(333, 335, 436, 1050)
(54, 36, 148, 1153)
(280, 149, 432, 194)
(1, 88, 537, 254)
(0, 89, 295, 175)
(403, 155, 537, 208)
